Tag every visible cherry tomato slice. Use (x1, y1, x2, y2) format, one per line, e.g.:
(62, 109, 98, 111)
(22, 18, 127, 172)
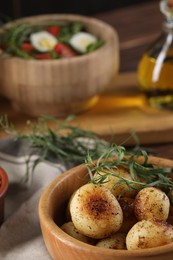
(47, 26, 60, 36)
(54, 43, 76, 58)
(20, 43, 34, 51)
(34, 53, 52, 60)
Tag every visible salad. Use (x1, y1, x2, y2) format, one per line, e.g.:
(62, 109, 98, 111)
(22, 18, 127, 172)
(0, 21, 104, 60)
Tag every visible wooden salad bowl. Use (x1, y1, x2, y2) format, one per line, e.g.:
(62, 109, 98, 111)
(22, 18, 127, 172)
(0, 14, 119, 117)
(39, 155, 173, 260)
(0, 167, 8, 225)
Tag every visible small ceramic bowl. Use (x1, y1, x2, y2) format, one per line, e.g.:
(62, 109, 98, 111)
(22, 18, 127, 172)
(39, 156, 173, 260)
(0, 14, 119, 117)
(0, 167, 8, 225)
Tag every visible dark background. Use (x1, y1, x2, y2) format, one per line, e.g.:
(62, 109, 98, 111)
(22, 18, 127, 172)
(1, 0, 153, 20)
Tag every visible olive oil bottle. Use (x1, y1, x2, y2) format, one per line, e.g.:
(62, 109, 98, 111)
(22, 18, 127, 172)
(138, 0, 173, 109)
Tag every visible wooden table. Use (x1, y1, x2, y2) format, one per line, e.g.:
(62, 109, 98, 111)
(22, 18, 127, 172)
(1, 1, 173, 160)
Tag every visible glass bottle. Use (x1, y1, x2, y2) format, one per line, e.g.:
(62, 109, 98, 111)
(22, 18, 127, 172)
(137, 0, 173, 109)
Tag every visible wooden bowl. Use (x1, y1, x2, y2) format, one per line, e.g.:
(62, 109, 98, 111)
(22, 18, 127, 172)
(0, 167, 8, 225)
(39, 156, 173, 260)
(0, 14, 119, 117)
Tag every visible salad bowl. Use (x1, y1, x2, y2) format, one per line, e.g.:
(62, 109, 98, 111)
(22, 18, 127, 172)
(0, 14, 119, 117)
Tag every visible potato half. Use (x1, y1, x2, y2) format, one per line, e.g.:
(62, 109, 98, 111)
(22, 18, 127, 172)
(70, 183, 123, 239)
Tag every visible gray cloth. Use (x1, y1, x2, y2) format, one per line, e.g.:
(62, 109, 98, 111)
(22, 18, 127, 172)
(0, 138, 68, 259)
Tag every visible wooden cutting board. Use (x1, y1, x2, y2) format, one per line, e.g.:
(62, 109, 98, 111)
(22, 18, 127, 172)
(1, 72, 173, 146)
(73, 73, 173, 145)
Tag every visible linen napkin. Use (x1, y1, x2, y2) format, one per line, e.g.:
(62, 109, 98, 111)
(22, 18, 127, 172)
(0, 138, 70, 260)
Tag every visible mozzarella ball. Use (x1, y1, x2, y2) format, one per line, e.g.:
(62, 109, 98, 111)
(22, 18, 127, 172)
(70, 183, 123, 239)
(134, 187, 170, 221)
(126, 219, 173, 250)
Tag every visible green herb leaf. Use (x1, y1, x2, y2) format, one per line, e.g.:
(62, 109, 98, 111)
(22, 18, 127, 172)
(86, 144, 173, 204)
(86, 39, 104, 53)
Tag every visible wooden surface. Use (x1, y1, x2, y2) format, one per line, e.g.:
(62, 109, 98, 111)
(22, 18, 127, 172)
(73, 73, 173, 146)
(1, 71, 173, 147)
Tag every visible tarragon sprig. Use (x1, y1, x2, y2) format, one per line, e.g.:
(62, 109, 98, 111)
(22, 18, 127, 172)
(85, 144, 173, 204)
(0, 115, 110, 182)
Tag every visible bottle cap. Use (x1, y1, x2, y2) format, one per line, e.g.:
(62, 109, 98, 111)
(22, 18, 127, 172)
(160, 0, 173, 20)
(160, 0, 173, 28)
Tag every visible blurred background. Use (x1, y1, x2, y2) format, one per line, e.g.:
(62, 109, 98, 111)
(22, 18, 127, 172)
(0, 0, 159, 73)
(1, 0, 152, 19)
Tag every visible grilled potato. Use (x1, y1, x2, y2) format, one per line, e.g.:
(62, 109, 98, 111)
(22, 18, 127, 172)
(96, 233, 126, 249)
(126, 219, 173, 250)
(65, 191, 76, 222)
(134, 187, 170, 221)
(167, 206, 173, 225)
(70, 183, 123, 239)
(118, 197, 138, 233)
(61, 221, 95, 244)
